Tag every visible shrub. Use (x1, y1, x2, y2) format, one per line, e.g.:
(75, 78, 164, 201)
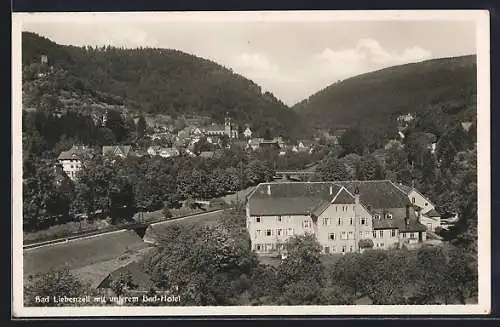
(359, 239, 374, 249)
(162, 207, 173, 219)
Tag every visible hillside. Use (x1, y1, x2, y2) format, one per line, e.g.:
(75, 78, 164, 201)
(293, 55, 477, 130)
(22, 32, 301, 139)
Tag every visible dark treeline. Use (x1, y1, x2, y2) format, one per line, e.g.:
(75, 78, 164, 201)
(22, 32, 305, 139)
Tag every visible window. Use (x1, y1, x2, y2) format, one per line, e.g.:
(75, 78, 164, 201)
(266, 229, 272, 236)
(324, 246, 330, 254)
(387, 213, 392, 219)
(412, 197, 416, 204)
(341, 232, 347, 240)
(350, 218, 353, 225)
(277, 229, 282, 236)
(374, 214, 380, 219)
(303, 220, 311, 228)
(323, 218, 329, 226)
(425, 202, 428, 206)
(360, 231, 363, 237)
(288, 228, 294, 236)
(379, 230, 384, 238)
(402, 233, 406, 238)
(361, 218, 366, 225)
(335, 206, 338, 212)
(277, 216, 282, 222)
(256, 230, 261, 237)
(410, 232, 415, 239)
(338, 218, 342, 225)
(353, 206, 355, 212)
(256, 244, 261, 251)
(329, 233, 335, 240)
(380, 243, 384, 247)
(342, 246, 346, 253)
(256, 217, 261, 223)
(391, 230, 396, 237)
(427, 223, 432, 230)
(70, 165, 74, 169)
(348, 231, 353, 240)
(373, 231, 377, 238)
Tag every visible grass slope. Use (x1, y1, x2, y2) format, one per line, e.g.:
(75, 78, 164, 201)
(293, 55, 476, 130)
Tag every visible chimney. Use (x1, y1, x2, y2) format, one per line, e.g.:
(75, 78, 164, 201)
(405, 204, 410, 225)
(354, 186, 360, 206)
(267, 184, 271, 196)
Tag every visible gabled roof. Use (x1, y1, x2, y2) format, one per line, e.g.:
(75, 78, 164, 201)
(423, 208, 441, 218)
(102, 145, 132, 157)
(97, 261, 155, 291)
(248, 182, 342, 216)
(57, 145, 92, 161)
(334, 180, 410, 209)
(331, 188, 355, 204)
(205, 124, 225, 132)
(372, 208, 427, 232)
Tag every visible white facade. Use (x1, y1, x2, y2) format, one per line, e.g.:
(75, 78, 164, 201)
(59, 156, 82, 181)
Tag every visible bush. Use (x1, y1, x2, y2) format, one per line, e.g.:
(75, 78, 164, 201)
(359, 239, 374, 249)
(162, 207, 173, 219)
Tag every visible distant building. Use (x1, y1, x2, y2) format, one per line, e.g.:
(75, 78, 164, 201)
(198, 151, 215, 159)
(246, 180, 428, 256)
(461, 121, 473, 132)
(40, 54, 48, 65)
(147, 146, 180, 158)
(57, 145, 93, 180)
(205, 115, 238, 139)
(243, 127, 253, 139)
(102, 145, 132, 159)
(397, 113, 415, 123)
(248, 138, 264, 151)
(392, 182, 441, 232)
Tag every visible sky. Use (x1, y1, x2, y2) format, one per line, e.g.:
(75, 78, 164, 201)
(22, 16, 477, 106)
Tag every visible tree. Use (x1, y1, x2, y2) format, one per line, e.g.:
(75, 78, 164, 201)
(135, 115, 147, 139)
(275, 234, 327, 305)
(413, 246, 450, 304)
(104, 110, 128, 142)
(356, 155, 383, 180)
(24, 267, 85, 307)
(332, 253, 363, 298)
(316, 156, 350, 181)
(110, 271, 135, 297)
(340, 127, 365, 156)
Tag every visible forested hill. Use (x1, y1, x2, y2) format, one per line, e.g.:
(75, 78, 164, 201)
(293, 55, 477, 130)
(22, 32, 301, 138)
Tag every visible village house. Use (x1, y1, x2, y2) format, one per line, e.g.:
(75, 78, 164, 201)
(245, 180, 429, 256)
(147, 146, 180, 158)
(57, 145, 93, 181)
(102, 145, 132, 159)
(243, 126, 253, 139)
(392, 182, 441, 232)
(248, 138, 264, 151)
(205, 116, 239, 139)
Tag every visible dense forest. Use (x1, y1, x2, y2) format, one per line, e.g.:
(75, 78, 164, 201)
(22, 32, 303, 139)
(293, 55, 477, 132)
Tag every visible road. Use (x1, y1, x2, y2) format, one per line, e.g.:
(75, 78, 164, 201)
(24, 209, 227, 252)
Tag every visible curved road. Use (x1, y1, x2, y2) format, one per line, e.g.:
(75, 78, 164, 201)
(24, 209, 227, 252)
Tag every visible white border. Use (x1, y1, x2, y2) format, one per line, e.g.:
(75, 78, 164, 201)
(11, 10, 491, 317)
